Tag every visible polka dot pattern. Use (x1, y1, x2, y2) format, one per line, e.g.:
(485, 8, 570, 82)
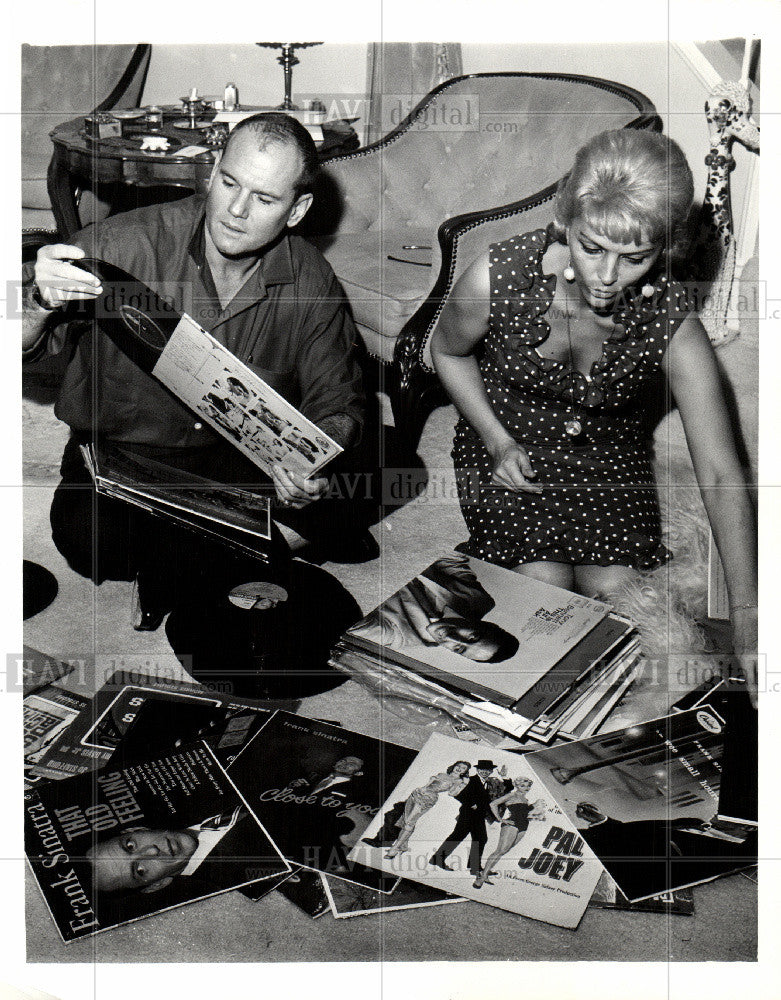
(453, 227, 691, 570)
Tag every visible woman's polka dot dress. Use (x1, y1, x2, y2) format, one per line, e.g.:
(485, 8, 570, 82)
(452, 227, 691, 570)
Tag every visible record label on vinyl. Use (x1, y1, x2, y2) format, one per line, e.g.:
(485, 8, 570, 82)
(228, 581, 289, 610)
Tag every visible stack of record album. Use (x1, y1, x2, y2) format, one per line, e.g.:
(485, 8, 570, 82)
(80, 440, 273, 562)
(520, 614, 641, 743)
(331, 552, 641, 743)
(26, 688, 469, 939)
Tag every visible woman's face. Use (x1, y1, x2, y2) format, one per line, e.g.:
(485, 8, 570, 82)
(514, 777, 533, 793)
(452, 762, 470, 778)
(567, 217, 662, 313)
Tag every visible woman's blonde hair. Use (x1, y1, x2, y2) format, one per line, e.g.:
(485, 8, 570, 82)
(551, 129, 694, 260)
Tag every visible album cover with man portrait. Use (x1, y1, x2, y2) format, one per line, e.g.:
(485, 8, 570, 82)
(25, 741, 288, 941)
(227, 711, 416, 891)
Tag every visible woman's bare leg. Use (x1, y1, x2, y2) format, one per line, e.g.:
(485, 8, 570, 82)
(512, 560, 576, 590)
(574, 564, 639, 600)
(474, 826, 521, 886)
(390, 818, 420, 853)
(387, 797, 430, 855)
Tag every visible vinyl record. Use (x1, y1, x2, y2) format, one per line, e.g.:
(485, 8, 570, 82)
(165, 561, 360, 700)
(74, 258, 182, 374)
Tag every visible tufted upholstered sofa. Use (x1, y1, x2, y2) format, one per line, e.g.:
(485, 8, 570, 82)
(21, 43, 151, 233)
(304, 72, 659, 442)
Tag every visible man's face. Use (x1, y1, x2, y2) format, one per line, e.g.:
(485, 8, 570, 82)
(333, 756, 364, 776)
(476, 768, 493, 781)
(86, 827, 198, 893)
(426, 617, 500, 661)
(205, 129, 312, 260)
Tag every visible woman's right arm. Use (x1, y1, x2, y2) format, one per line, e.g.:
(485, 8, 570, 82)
(430, 255, 540, 493)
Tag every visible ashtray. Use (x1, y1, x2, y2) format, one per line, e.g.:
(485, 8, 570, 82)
(111, 109, 146, 120)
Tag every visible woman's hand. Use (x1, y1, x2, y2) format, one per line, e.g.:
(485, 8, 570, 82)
(488, 439, 542, 494)
(732, 605, 759, 709)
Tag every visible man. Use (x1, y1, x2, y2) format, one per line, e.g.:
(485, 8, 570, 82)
(429, 759, 499, 876)
(86, 806, 254, 895)
(350, 553, 520, 663)
(22, 113, 365, 625)
(285, 755, 366, 798)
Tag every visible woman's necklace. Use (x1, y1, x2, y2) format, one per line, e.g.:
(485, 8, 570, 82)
(563, 304, 583, 438)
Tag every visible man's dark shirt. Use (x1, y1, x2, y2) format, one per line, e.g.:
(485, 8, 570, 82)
(25, 195, 364, 449)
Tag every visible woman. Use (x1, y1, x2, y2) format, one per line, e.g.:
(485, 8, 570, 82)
(430, 129, 757, 703)
(473, 777, 546, 888)
(384, 761, 470, 858)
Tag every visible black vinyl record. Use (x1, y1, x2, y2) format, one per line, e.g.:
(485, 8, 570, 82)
(74, 258, 182, 374)
(165, 561, 360, 700)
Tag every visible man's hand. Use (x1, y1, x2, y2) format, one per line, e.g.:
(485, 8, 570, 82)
(32, 244, 103, 308)
(271, 465, 328, 509)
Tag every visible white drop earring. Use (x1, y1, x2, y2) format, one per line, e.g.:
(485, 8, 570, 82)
(563, 264, 576, 282)
(641, 282, 655, 298)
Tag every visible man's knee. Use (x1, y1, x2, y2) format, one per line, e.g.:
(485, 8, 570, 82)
(50, 485, 93, 579)
(50, 482, 132, 584)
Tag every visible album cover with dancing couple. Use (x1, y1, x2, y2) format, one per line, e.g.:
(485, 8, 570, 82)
(351, 733, 602, 927)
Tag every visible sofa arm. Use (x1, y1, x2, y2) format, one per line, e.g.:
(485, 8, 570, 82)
(393, 189, 559, 387)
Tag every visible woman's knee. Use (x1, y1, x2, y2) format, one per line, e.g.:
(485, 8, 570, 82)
(574, 563, 639, 600)
(512, 560, 575, 590)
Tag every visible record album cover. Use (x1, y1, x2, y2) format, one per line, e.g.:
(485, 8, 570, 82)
(350, 733, 602, 927)
(525, 705, 757, 901)
(36, 671, 274, 779)
(25, 742, 288, 941)
(323, 872, 465, 919)
(227, 712, 416, 891)
(344, 552, 609, 729)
